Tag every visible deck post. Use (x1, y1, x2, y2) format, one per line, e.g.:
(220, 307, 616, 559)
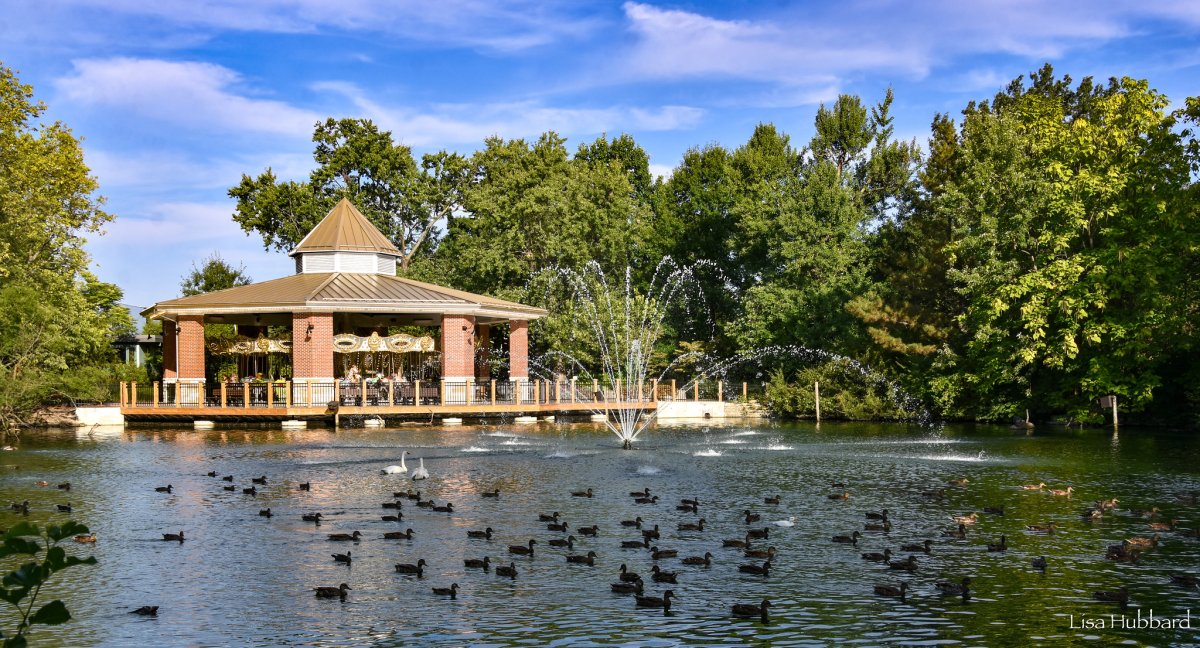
(616, 379, 622, 402)
(152, 381, 159, 408)
(334, 380, 340, 406)
(570, 377, 576, 403)
(388, 380, 394, 406)
(131, 382, 137, 407)
(306, 380, 313, 408)
(244, 381, 251, 409)
(267, 382, 274, 408)
(555, 379, 561, 404)
(671, 379, 677, 400)
(220, 382, 227, 408)
(467, 378, 475, 405)
(743, 382, 747, 401)
(414, 379, 422, 406)
(490, 379, 496, 406)
(694, 380, 699, 402)
(593, 379, 599, 402)
(361, 379, 367, 406)
(286, 381, 292, 407)
(652, 379, 658, 402)
(718, 381, 723, 402)
(119, 381, 126, 407)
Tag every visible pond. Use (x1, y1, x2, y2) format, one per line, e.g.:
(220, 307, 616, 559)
(2, 421, 1198, 646)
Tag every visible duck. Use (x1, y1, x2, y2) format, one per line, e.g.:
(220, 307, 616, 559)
(936, 577, 971, 600)
(251, 475, 267, 485)
(538, 512, 560, 522)
(922, 488, 946, 499)
(481, 488, 500, 498)
(1025, 523, 1056, 535)
(380, 514, 403, 522)
(416, 499, 434, 509)
(432, 583, 459, 599)
(771, 517, 796, 528)
(206, 471, 217, 477)
(1106, 541, 1141, 562)
(548, 535, 576, 549)
(299, 482, 311, 491)
(383, 529, 415, 540)
(1148, 519, 1178, 532)
(313, 583, 351, 600)
(432, 502, 454, 514)
(650, 565, 677, 583)
(567, 551, 598, 566)
(394, 559, 427, 575)
(242, 486, 257, 496)
(744, 510, 761, 524)
(508, 539, 537, 556)
(611, 579, 644, 594)
(634, 589, 675, 613)
(745, 546, 776, 560)
(1169, 574, 1198, 587)
(641, 524, 661, 541)
(722, 534, 753, 548)
(622, 538, 650, 549)
(900, 540, 932, 554)
(130, 606, 158, 616)
(874, 582, 909, 601)
(35, 480, 49, 487)
(464, 557, 490, 571)
(259, 508, 272, 518)
(948, 478, 970, 487)
(1050, 486, 1073, 497)
(410, 457, 429, 481)
(634, 495, 659, 505)
(577, 525, 600, 537)
(222, 485, 236, 492)
(738, 561, 771, 576)
(630, 488, 651, 498)
(381, 501, 402, 509)
(619, 564, 642, 582)
(650, 547, 677, 560)
(888, 556, 919, 572)
(861, 548, 892, 562)
(731, 599, 770, 622)
(951, 512, 979, 525)
(1031, 556, 1048, 571)
(828, 491, 851, 500)
(547, 521, 570, 532)
(830, 482, 847, 488)
(155, 485, 173, 493)
(1095, 497, 1119, 510)
(620, 516, 643, 528)
(1092, 587, 1129, 606)
(1081, 508, 1104, 521)
(676, 502, 698, 514)
(381, 452, 408, 475)
(571, 487, 593, 498)
(1130, 506, 1161, 518)
(680, 497, 700, 507)
(302, 513, 323, 523)
(58, 482, 72, 491)
(328, 531, 362, 542)
(331, 551, 351, 564)
(73, 534, 97, 544)
(987, 535, 1008, 552)
(942, 524, 967, 539)
(1021, 482, 1046, 491)
(1125, 533, 1161, 549)
(983, 505, 1005, 516)
(495, 562, 518, 579)
(162, 531, 184, 543)
(221, 475, 234, 482)
(864, 521, 892, 532)
(832, 531, 862, 545)
(396, 490, 420, 500)
(764, 495, 781, 505)
(865, 508, 889, 521)
(681, 552, 713, 566)
(678, 519, 705, 532)
(57, 503, 72, 513)
(747, 528, 769, 540)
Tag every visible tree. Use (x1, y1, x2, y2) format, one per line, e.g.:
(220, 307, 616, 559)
(181, 253, 252, 296)
(229, 118, 468, 269)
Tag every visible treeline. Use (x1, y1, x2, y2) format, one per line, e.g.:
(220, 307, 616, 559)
(231, 64, 1200, 425)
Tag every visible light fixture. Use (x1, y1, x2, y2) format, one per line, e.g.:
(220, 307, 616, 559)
(306, 323, 314, 340)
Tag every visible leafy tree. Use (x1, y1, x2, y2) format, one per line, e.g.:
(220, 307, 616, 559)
(180, 252, 252, 296)
(0, 521, 97, 647)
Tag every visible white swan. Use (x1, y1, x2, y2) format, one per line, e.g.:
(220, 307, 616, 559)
(771, 516, 796, 528)
(381, 450, 408, 475)
(411, 457, 429, 481)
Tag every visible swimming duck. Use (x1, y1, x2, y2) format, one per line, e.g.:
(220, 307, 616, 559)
(982, 506, 1005, 516)
(771, 517, 796, 528)
(508, 539, 536, 556)
(620, 517, 643, 528)
(464, 557, 490, 571)
(57, 503, 72, 513)
(155, 485, 173, 493)
(942, 524, 967, 539)
(900, 540, 932, 554)
(986, 535, 1007, 552)
(830, 482, 847, 488)
(630, 488, 651, 498)
(745, 546, 776, 560)
(35, 480, 49, 487)
(481, 488, 500, 498)
(1050, 486, 1073, 497)
(1025, 523, 1055, 535)
(242, 486, 256, 496)
(332, 551, 351, 564)
(1125, 533, 1160, 549)
(222, 485, 236, 492)
(302, 513, 323, 523)
(622, 538, 649, 549)
(416, 499, 435, 508)
(571, 487, 593, 498)
(299, 482, 311, 491)
(747, 528, 769, 540)
(1148, 519, 1178, 532)
(680, 497, 699, 507)
(546, 520, 570, 532)
(130, 606, 158, 616)
(650, 547, 677, 560)
(641, 524, 661, 541)
(634, 496, 659, 505)
(395, 490, 419, 500)
(1092, 587, 1129, 606)
(1105, 541, 1141, 562)
(567, 551, 598, 566)
(432, 502, 454, 513)
(410, 457, 429, 481)
(864, 521, 892, 532)
(162, 531, 184, 543)
(619, 564, 641, 582)
(206, 471, 217, 477)
(394, 559, 427, 575)
(1095, 497, 1118, 510)
(681, 552, 713, 566)
(865, 509, 889, 521)
(731, 599, 770, 622)
(634, 589, 675, 613)
(828, 491, 851, 500)
(874, 582, 908, 601)
(676, 502, 698, 514)
(495, 562, 518, 579)
(577, 525, 600, 536)
(951, 512, 979, 525)
(1169, 574, 1198, 587)
(259, 508, 272, 518)
(832, 531, 862, 545)
(1031, 556, 1048, 571)
(1021, 482, 1046, 490)
(381, 514, 403, 522)
(548, 535, 576, 548)
(744, 510, 761, 524)
(722, 534, 753, 548)
(922, 489, 945, 499)
(1081, 508, 1104, 521)
(381, 501, 402, 509)
(861, 548, 892, 562)
(936, 577, 971, 600)
(678, 519, 705, 532)
(381, 452, 408, 475)
(948, 478, 970, 487)
(611, 579, 644, 594)
(251, 476, 267, 485)
(73, 534, 97, 543)
(313, 583, 350, 600)
(888, 556, 918, 572)
(650, 565, 677, 583)
(432, 583, 459, 599)
(738, 561, 770, 576)
(764, 495, 781, 505)
(328, 531, 362, 542)
(538, 512, 560, 522)
(1130, 506, 1160, 518)
(384, 529, 415, 540)
(221, 475, 234, 482)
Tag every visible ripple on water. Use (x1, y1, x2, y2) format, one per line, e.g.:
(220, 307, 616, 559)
(693, 448, 723, 457)
(635, 465, 660, 475)
(461, 446, 490, 453)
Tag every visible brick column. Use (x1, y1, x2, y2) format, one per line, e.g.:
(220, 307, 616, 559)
(292, 313, 334, 380)
(440, 314, 475, 380)
(162, 320, 178, 382)
(475, 324, 490, 380)
(177, 315, 205, 381)
(509, 320, 528, 380)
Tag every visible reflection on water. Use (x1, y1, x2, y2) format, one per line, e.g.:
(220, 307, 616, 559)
(2, 422, 1199, 647)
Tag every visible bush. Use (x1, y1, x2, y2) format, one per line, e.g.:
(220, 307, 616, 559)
(762, 360, 917, 421)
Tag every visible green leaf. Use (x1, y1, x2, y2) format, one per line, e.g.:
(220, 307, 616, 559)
(3, 634, 27, 648)
(49, 522, 88, 543)
(3, 524, 38, 540)
(0, 538, 40, 559)
(1, 564, 45, 590)
(29, 600, 70, 626)
(0, 587, 27, 606)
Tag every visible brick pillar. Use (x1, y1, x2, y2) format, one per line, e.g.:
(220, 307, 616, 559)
(177, 315, 205, 381)
(162, 320, 178, 382)
(509, 320, 528, 380)
(475, 324, 490, 380)
(440, 314, 475, 380)
(292, 312, 334, 380)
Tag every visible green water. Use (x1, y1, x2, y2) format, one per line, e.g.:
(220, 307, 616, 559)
(0, 421, 1196, 646)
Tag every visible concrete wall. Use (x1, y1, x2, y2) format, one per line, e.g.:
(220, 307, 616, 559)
(74, 406, 124, 427)
(656, 400, 767, 419)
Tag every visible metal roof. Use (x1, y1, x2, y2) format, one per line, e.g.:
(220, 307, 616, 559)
(289, 198, 402, 257)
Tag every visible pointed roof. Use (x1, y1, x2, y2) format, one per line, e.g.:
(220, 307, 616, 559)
(289, 198, 401, 257)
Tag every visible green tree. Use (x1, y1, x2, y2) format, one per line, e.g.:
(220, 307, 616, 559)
(0, 521, 97, 647)
(181, 252, 252, 296)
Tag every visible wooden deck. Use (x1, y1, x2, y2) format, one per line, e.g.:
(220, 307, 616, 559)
(120, 400, 655, 422)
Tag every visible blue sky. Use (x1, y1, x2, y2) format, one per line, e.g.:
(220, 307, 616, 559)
(3, 1, 1198, 310)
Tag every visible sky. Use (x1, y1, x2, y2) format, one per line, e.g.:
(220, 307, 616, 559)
(3, 1, 1198, 311)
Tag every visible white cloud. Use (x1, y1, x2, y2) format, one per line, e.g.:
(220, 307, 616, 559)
(55, 58, 323, 136)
